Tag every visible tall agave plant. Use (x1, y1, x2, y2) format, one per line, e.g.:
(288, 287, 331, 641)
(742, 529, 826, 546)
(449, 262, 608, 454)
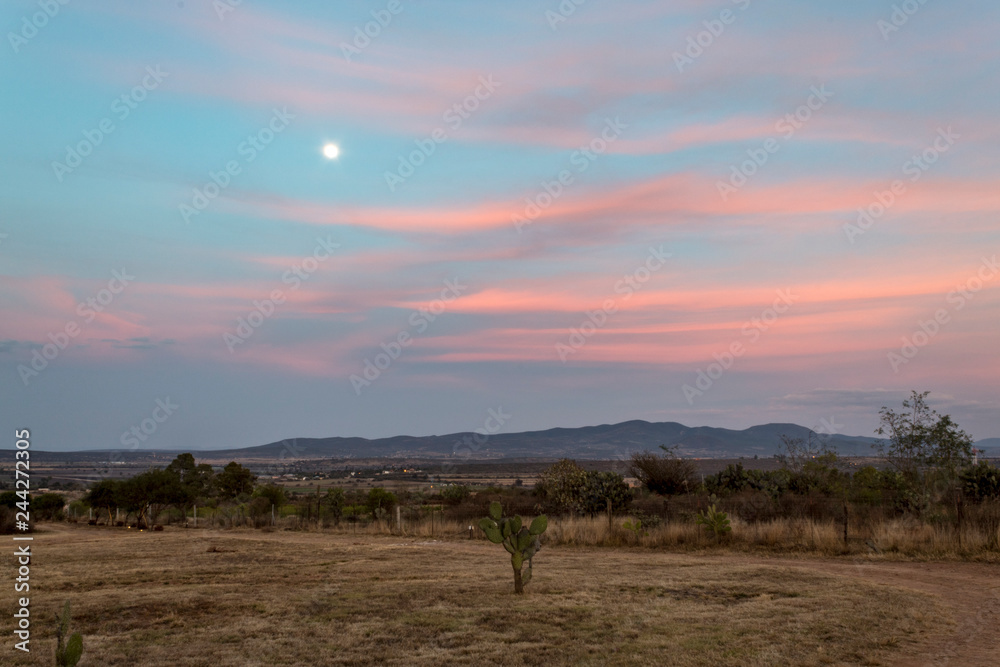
(479, 501, 547, 594)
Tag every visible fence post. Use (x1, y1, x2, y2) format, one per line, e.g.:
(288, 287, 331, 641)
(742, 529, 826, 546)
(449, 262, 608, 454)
(396, 505, 401, 534)
(956, 490, 964, 549)
(272, 503, 275, 527)
(842, 499, 849, 549)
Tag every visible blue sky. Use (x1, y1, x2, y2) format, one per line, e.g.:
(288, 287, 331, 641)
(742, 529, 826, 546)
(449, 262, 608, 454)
(2, 0, 999, 452)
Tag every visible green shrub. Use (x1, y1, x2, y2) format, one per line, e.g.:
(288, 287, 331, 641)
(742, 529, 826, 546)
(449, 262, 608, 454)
(962, 462, 1000, 502)
(622, 519, 648, 537)
(441, 484, 471, 505)
(365, 487, 397, 518)
(696, 504, 732, 541)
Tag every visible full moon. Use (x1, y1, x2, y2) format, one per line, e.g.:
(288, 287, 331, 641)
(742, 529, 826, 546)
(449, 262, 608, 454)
(322, 143, 340, 159)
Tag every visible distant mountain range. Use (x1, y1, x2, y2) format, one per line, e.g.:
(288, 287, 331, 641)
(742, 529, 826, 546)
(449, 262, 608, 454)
(30, 420, 1000, 463)
(220, 420, 888, 461)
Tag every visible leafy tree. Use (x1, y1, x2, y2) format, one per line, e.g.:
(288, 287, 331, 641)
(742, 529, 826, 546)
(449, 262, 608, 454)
(166, 453, 215, 500)
(365, 487, 397, 518)
(0, 491, 17, 509)
(115, 469, 188, 527)
(874, 391, 973, 512)
(214, 462, 257, 500)
(777, 433, 837, 473)
(322, 488, 346, 524)
(874, 391, 974, 480)
(628, 446, 697, 496)
(84, 480, 119, 523)
(538, 459, 589, 513)
(253, 484, 286, 509)
(31, 493, 66, 520)
(580, 471, 631, 514)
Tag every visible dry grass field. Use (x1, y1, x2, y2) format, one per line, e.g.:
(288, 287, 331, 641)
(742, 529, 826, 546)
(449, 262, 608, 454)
(6, 524, 998, 666)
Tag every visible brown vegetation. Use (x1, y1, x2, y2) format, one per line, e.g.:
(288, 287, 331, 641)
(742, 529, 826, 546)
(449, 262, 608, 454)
(0, 523, 962, 666)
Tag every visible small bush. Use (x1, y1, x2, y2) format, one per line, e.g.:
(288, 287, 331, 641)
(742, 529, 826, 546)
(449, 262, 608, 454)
(696, 504, 732, 541)
(441, 484, 471, 505)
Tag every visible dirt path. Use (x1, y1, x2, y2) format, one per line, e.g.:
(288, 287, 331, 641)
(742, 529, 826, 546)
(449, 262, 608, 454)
(731, 556, 1000, 666)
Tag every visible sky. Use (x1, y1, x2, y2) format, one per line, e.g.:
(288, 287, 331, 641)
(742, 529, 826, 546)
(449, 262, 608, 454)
(1, 0, 998, 453)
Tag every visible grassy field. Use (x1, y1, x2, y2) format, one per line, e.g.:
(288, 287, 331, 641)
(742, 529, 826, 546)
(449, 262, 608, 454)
(1, 524, 955, 666)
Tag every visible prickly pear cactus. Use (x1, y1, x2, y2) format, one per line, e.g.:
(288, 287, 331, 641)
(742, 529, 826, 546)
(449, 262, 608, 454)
(479, 501, 547, 593)
(55, 600, 83, 667)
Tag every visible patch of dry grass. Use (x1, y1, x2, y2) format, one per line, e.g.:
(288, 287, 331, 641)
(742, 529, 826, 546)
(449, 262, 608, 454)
(0, 524, 945, 666)
(542, 514, 1000, 560)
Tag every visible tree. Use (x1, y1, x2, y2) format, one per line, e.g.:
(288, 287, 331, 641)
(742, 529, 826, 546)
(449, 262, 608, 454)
(84, 480, 119, 523)
(875, 391, 974, 478)
(777, 433, 837, 474)
(365, 487, 396, 519)
(776, 434, 846, 496)
(322, 488, 346, 524)
(580, 471, 631, 514)
(874, 391, 973, 506)
(874, 391, 974, 519)
(31, 493, 66, 520)
(538, 459, 589, 513)
(117, 469, 187, 527)
(628, 446, 697, 496)
(253, 484, 286, 507)
(166, 453, 215, 500)
(214, 462, 257, 500)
